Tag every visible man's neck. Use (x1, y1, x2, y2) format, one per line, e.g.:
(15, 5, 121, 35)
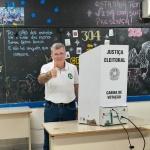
(56, 62, 65, 69)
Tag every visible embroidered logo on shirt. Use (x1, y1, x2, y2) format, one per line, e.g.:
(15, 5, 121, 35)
(68, 73, 73, 79)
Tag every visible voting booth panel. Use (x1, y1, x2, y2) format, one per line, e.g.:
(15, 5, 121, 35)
(78, 45, 129, 126)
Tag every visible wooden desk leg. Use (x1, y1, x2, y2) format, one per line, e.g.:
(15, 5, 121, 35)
(50, 136, 54, 150)
(28, 114, 32, 150)
(28, 137, 32, 150)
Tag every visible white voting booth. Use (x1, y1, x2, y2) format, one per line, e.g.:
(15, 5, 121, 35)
(78, 45, 129, 126)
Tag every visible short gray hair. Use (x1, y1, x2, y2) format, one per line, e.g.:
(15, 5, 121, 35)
(51, 43, 66, 52)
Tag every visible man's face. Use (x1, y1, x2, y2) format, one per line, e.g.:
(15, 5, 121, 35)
(51, 47, 66, 65)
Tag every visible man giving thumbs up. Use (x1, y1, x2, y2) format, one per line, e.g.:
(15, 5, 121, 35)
(38, 43, 79, 150)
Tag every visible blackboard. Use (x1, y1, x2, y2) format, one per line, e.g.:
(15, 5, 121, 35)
(0, 28, 5, 104)
(0, 28, 59, 103)
(61, 28, 116, 70)
(116, 28, 150, 96)
(1, 27, 150, 105)
(0, 0, 150, 27)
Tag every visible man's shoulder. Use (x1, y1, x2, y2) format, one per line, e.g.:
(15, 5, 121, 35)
(42, 62, 53, 68)
(66, 62, 77, 68)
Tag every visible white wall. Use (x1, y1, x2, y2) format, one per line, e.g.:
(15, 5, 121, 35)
(128, 101, 150, 122)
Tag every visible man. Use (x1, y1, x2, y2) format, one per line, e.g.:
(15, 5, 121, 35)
(38, 43, 79, 150)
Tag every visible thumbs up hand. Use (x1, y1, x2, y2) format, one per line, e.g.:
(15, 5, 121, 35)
(51, 62, 58, 78)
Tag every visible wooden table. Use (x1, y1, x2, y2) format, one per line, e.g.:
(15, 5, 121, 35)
(0, 106, 32, 150)
(42, 116, 150, 150)
(140, 125, 150, 130)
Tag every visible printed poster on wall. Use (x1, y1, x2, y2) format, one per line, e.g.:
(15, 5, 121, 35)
(0, 7, 24, 25)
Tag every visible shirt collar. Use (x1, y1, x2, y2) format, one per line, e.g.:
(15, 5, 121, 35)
(64, 61, 69, 70)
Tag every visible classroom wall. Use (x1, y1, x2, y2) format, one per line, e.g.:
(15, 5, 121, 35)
(0, 0, 150, 149)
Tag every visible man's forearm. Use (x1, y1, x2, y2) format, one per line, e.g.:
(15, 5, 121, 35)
(38, 71, 52, 84)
